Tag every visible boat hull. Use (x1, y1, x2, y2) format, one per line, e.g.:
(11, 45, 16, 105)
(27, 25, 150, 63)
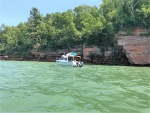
(56, 60, 73, 66)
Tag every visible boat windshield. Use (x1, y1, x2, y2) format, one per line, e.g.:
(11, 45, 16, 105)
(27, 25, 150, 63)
(60, 55, 67, 60)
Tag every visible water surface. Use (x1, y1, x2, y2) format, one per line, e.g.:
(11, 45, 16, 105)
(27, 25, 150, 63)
(0, 61, 150, 113)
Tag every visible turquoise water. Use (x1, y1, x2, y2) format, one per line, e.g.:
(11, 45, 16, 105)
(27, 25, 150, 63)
(0, 61, 150, 113)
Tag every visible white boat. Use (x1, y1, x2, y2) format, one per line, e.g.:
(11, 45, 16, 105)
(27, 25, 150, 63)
(56, 52, 83, 67)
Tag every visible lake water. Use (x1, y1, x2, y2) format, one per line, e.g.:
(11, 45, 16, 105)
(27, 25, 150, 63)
(0, 61, 150, 113)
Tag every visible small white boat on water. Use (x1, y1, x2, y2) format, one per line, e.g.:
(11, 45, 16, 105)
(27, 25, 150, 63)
(56, 52, 83, 67)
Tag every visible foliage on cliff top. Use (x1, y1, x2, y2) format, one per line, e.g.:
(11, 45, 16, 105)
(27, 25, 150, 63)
(0, 0, 150, 55)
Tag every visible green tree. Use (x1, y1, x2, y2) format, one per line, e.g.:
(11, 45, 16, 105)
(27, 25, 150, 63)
(27, 7, 43, 50)
(0, 25, 20, 55)
(74, 5, 106, 46)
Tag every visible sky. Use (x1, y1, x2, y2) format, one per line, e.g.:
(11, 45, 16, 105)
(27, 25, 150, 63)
(0, 0, 102, 26)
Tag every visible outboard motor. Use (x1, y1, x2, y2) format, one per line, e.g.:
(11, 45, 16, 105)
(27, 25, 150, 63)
(78, 61, 83, 67)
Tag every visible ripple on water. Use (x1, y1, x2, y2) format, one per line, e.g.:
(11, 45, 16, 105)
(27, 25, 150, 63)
(0, 61, 150, 113)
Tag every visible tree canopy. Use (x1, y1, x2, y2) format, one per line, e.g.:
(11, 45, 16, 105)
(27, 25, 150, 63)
(0, 0, 150, 55)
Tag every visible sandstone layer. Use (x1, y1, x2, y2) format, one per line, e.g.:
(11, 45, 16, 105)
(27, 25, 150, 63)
(116, 28, 150, 65)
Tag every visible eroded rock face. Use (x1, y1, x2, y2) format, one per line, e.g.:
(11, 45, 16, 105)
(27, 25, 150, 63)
(117, 28, 150, 65)
(0, 55, 9, 60)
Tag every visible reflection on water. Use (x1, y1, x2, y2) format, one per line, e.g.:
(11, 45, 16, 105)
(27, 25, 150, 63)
(0, 61, 150, 113)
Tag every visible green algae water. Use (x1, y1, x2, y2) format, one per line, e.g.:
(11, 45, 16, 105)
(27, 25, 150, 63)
(0, 61, 150, 113)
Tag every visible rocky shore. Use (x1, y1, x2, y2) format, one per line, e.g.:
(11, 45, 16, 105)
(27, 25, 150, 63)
(1, 28, 149, 66)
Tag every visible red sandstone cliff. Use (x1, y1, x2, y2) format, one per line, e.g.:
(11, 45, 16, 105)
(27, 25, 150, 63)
(116, 28, 150, 65)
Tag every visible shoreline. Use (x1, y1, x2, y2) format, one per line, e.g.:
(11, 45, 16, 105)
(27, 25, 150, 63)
(1, 58, 150, 67)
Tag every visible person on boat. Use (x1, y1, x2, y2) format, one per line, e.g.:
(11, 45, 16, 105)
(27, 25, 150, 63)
(73, 60, 77, 67)
(60, 54, 67, 60)
(60, 55, 64, 60)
